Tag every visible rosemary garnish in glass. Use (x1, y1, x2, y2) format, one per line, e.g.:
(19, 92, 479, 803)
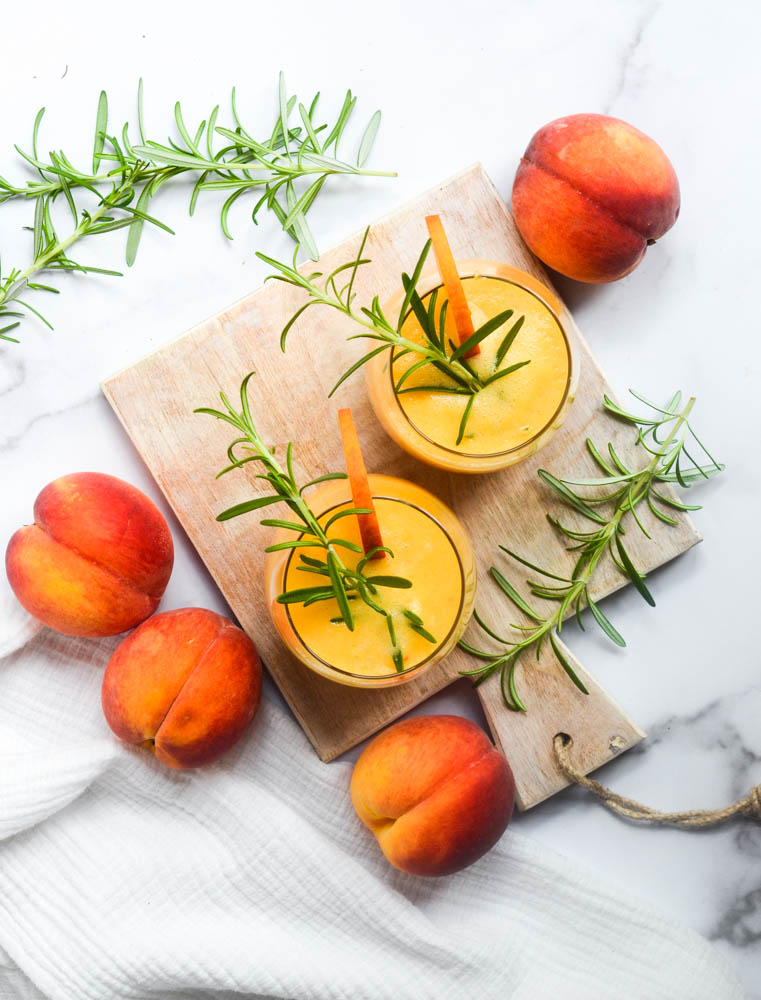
(259, 229, 529, 444)
(0, 75, 394, 342)
(460, 390, 724, 709)
(196, 372, 435, 672)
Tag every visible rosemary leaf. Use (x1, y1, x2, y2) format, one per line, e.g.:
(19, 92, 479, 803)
(615, 537, 655, 607)
(216, 494, 285, 520)
(456, 394, 476, 446)
(586, 594, 626, 647)
(357, 110, 382, 167)
(450, 308, 516, 360)
(495, 315, 525, 366)
(490, 568, 544, 623)
(327, 551, 353, 630)
(482, 359, 531, 387)
(549, 633, 589, 694)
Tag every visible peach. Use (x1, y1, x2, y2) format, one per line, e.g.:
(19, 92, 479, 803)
(101, 607, 262, 769)
(350, 715, 514, 876)
(512, 113, 680, 283)
(6, 472, 173, 637)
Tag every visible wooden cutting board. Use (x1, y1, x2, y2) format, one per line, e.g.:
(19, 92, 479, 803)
(102, 164, 699, 810)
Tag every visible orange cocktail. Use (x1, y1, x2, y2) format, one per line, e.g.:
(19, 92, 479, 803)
(265, 474, 476, 687)
(366, 260, 578, 473)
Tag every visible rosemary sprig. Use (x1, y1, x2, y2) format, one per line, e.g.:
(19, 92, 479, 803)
(460, 390, 724, 710)
(0, 75, 394, 342)
(258, 230, 529, 444)
(195, 372, 435, 672)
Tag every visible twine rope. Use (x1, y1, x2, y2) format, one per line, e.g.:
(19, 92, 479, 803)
(553, 734, 761, 829)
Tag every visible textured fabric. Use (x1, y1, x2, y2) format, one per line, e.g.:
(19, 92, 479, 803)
(0, 593, 743, 1000)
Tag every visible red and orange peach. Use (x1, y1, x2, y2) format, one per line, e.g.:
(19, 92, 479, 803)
(101, 607, 262, 769)
(350, 715, 514, 876)
(6, 472, 173, 637)
(512, 113, 680, 283)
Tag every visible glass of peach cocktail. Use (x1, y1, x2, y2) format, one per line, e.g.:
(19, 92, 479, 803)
(265, 214, 579, 475)
(365, 217, 579, 473)
(265, 470, 475, 687)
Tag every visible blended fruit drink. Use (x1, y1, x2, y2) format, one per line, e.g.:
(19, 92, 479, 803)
(265, 474, 476, 687)
(366, 259, 578, 473)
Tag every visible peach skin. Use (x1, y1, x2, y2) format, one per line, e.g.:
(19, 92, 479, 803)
(6, 472, 173, 637)
(512, 113, 680, 283)
(101, 607, 262, 769)
(350, 715, 514, 876)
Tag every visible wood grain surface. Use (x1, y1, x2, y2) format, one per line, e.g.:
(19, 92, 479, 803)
(102, 164, 698, 809)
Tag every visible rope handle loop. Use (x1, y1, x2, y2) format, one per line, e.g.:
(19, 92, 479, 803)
(553, 733, 761, 829)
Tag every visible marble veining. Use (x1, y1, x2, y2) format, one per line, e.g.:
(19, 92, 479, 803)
(0, 392, 100, 454)
(604, 1, 662, 114)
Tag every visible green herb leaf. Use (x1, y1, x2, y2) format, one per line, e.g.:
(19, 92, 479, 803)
(300, 472, 348, 493)
(490, 568, 544, 623)
(366, 575, 413, 589)
(385, 613, 397, 647)
(323, 507, 372, 531)
(217, 494, 285, 520)
(329, 345, 389, 396)
(357, 110, 381, 167)
(482, 359, 531, 387)
(538, 470, 608, 524)
(92, 91, 108, 172)
(616, 537, 655, 606)
(264, 539, 324, 553)
(549, 633, 589, 694)
(277, 585, 335, 604)
(409, 622, 436, 643)
(456, 393, 476, 446)
(327, 550, 353, 630)
(495, 315, 525, 366)
(586, 594, 626, 647)
(449, 308, 515, 361)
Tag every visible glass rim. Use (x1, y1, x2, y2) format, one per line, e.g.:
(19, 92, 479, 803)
(282, 494, 466, 682)
(390, 273, 574, 459)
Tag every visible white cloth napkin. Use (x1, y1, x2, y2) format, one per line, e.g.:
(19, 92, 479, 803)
(0, 591, 743, 1000)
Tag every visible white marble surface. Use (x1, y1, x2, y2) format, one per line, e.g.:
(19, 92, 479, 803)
(1, 0, 759, 994)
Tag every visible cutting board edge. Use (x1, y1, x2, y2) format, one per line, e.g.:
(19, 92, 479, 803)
(98, 163, 699, 789)
(315, 670, 463, 762)
(519, 718, 648, 811)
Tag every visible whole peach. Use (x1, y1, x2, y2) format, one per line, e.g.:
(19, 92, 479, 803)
(512, 113, 680, 283)
(102, 607, 262, 769)
(6, 472, 173, 637)
(351, 715, 514, 876)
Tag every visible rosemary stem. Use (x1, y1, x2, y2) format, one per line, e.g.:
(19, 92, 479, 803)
(483, 396, 698, 664)
(6, 165, 158, 200)
(0, 172, 138, 310)
(313, 288, 482, 394)
(1, 78, 395, 338)
(5, 165, 397, 204)
(234, 418, 352, 579)
(559, 396, 696, 605)
(462, 390, 721, 708)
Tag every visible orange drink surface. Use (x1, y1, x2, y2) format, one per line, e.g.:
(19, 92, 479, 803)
(366, 260, 579, 473)
(264, 475, 476, 687)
